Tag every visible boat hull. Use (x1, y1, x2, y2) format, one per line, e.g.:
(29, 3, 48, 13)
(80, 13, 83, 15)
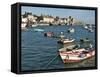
(62, 55, 95, 63)
(57, 39, 75, 44)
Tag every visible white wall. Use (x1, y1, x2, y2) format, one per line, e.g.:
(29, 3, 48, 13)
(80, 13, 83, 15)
(0, 0, 99, 77)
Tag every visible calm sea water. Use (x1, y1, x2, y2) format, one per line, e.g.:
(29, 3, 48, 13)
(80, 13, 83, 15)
(21, 25, 95, 71)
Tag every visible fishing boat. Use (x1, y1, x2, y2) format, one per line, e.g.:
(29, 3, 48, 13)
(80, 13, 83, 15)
(84, 26, 88, 29)
(80, 38, 90, 43)
(59, 48, 95, 63)
(88, 29, 94, 32)
(57, 38, 75, 44)
(44, 32, 54, 37)
(32, 24, 38, 27)
(33, 28, 44, 32)
(67, 28, 75, 33)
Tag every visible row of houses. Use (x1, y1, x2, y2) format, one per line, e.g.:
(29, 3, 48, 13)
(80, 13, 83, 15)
(21, 12, 81, 28)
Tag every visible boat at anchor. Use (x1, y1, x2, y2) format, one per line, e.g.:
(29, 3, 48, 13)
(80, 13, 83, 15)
(59, 48, 95, 63)
(57, 38, 75, 44)
(67, 28, 75, 33)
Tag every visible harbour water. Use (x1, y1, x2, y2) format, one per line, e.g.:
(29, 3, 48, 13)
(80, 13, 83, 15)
(21, 25, 95, 71)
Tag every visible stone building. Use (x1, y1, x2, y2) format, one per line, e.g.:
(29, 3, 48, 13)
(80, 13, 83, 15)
(43, 16, 54, 23)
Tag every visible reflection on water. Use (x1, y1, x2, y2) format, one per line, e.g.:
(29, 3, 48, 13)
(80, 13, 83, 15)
(21, 25, 95, 71)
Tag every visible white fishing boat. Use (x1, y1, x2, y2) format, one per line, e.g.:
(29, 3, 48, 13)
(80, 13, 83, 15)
(68, 28, 75, 33)
(32, 24, 38, 27)
(80, 38, 90, 43)
(88, 29, 94, 32)
(59, 48, 95, 63)
(84, 26, 88, 29)
(57, 38, 75, 44)
(38, 23, 49, 26)
(34, 28, 44, 32)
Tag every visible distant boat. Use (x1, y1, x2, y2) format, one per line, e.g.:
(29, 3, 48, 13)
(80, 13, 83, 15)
(84, 25, 94, 32)
(84, 26, 88, 29)
(59, 48, 95, 63)
(67, 28, 75, 33)
(80, 38, 90, 43)
(32, 24, 38, 27)
(57, 38, 75, 44)
(33, 28, 44, 32)
(88, 29, 94, 32)
(44, 32, 54, 37)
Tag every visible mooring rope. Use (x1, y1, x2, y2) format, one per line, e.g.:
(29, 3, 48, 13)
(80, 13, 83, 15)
(45, 55, 59, 68)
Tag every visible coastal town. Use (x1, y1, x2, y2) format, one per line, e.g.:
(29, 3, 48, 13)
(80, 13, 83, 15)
(21, 12, 87, 28)
(21, 12, 95, 33)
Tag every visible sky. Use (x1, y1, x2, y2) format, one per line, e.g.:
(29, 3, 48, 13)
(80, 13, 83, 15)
(21, 6, 95, 24)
